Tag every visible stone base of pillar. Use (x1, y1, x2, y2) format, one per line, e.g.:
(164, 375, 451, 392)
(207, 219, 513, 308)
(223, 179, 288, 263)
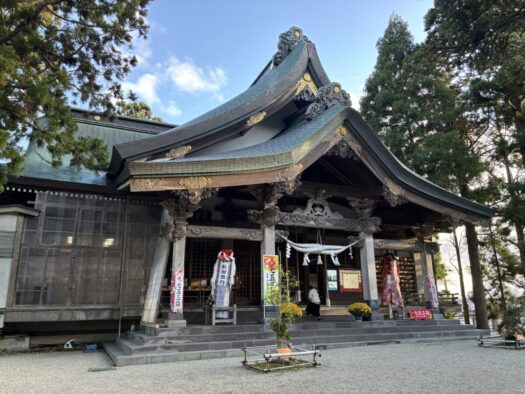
(365, 299, 384, 321)
(166, 313, 187, 328)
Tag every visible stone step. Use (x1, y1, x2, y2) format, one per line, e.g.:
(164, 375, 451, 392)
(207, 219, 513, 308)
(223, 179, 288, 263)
(130, 324, 473, 345)
(116, 328, 485, 355)
(104, 328, 489, 367)
(146, 318, 461, 337)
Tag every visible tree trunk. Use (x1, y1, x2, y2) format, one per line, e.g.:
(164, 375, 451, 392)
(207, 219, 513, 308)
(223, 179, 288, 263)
(452, 228, 470, 325)
(515, 223, 525, 270)
(464, 222, 489, 329)
(488, 225, 507, 311)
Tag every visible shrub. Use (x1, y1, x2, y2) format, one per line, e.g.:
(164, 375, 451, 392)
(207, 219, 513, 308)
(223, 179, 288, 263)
(348, 302, 372, 318)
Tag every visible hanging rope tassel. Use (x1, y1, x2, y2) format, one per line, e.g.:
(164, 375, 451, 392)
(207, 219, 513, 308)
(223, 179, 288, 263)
(303, 253, 310, 266)
(317, 255, 323, 265)
(349, 248, 353, 259)
(286, 243, 291, 259)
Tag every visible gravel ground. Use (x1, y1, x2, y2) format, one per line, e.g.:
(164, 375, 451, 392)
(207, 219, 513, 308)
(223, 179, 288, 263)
(1, 341, 523, 394)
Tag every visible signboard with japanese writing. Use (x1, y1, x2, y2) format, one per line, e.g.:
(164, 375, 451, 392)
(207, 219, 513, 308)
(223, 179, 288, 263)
(409, 308, 432, 320)
(339, 269, 362, 293)
(170, 268, 184, 314)
(263, 255, 279, 306)
(327, 269, 338, 291)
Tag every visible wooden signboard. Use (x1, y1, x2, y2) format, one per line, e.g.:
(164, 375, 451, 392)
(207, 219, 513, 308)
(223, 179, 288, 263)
(409, 308, 432, 320)
(339, 269, 362, 293)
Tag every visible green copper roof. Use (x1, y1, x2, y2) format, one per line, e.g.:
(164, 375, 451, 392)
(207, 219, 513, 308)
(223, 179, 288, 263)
(15, 112, 173, 188)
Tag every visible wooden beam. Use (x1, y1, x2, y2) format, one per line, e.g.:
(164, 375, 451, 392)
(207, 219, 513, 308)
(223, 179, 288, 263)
(299, 181, 381, 199)
(186, 225, 263, 241)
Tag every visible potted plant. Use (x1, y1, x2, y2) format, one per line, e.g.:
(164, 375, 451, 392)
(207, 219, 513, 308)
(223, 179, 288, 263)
(266, 270, 302, 351)
(348, 302, 372, 321)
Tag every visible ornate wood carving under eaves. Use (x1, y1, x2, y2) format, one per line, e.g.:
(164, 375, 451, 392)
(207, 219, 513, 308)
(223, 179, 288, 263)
(305, 82, 352, 121)
(382, 185, 407, 207)
(348, 198, 375, 219)
(272, 26, 310, 67)
(248, 192, 381, 233)
(293, 191, 343, 220)
(326, 139, 359, 160)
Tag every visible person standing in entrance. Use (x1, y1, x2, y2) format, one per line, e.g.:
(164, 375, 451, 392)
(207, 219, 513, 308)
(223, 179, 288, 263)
(306, 286, 321, 320)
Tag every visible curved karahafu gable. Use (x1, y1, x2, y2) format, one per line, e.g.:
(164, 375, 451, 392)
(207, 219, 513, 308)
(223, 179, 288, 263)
(109, 27, 330, 177)
(117, 27, 494, 223)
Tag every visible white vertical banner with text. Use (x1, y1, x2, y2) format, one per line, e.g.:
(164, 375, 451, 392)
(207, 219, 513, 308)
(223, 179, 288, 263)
(170, 268, 184, 314)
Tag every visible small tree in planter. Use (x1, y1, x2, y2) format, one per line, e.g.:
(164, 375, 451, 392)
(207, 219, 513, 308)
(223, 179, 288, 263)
(348, 302, 372, 321)
(498, 301, 525, 341)
(265, 270, 302, 350)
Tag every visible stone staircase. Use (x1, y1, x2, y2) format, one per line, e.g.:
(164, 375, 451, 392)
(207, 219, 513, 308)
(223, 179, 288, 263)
(104, 319, 488, 366)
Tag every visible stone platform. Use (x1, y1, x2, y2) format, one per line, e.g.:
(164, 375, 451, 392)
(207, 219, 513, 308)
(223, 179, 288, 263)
(104, 319, 489, 367)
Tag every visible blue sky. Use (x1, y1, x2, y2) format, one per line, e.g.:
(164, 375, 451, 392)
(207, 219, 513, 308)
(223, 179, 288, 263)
(122, 0, 434, 124)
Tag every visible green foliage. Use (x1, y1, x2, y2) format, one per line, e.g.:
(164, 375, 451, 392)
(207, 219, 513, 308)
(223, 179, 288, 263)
(425, 1, 525, 271)
(498, 299, 525, 340)
(361, 14, 484, 194)
(265, 269, 301, 342)
(117, 99, 163, 122)
(347, 302, 372, 318)
(433, 252, 447, 281)
(0, 0, 152, 188)
(480, 221, 521, 299)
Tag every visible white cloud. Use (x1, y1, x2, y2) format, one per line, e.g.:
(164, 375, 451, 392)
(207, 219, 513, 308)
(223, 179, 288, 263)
(164, 100, 182, 117)
(349, 90, 362, 112)
(121, 73, 160, 104)
(167, 56, 227, 96)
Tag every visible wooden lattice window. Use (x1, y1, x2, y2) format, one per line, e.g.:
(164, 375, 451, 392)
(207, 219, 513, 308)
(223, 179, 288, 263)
(233, 240, 260, 305)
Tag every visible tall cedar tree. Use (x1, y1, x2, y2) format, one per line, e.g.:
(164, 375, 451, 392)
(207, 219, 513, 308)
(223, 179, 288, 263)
(426, 0, 525, 272)
(361, 14, 488, 328)
(0, 0, 152, 188)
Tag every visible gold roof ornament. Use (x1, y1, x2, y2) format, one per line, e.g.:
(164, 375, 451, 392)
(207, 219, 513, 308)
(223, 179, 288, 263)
(246, 111, 267, 127)
(294, 72, 318, 97)
(131, 178, 161, 192)
(166, 145, 192, 158)
(179, 176, 212, 190)
(279, 164, 303, 181)
(337, 125, 349, 137)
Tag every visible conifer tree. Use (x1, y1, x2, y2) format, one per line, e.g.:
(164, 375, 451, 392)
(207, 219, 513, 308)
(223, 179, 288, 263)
(361, 14, 489, 328)
(0, 0, 152, 188)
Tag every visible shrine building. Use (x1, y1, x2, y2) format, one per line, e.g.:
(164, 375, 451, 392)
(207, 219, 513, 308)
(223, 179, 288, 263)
(0, 27, 493, 336)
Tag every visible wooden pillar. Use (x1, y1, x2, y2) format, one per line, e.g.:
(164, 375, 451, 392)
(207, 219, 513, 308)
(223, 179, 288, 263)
(414, 246, 436, 308)
(166, 220, 187, 327)
(141, 207, 172, 325)
(142, 188, 215, 327)
(359, 232, 379, 311)
(260, 222, 276, 305)
(414, 251, 426, 299)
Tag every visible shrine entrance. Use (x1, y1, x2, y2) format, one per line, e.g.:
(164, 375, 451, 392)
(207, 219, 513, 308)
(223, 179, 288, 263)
(180, 238, 261, 309)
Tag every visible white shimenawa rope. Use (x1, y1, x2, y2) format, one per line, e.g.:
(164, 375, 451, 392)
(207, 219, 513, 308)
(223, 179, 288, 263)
(278, 235, 363, 266)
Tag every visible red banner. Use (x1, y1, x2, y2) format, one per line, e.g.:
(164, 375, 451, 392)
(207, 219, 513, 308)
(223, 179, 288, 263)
(409, 308, 432, 320)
